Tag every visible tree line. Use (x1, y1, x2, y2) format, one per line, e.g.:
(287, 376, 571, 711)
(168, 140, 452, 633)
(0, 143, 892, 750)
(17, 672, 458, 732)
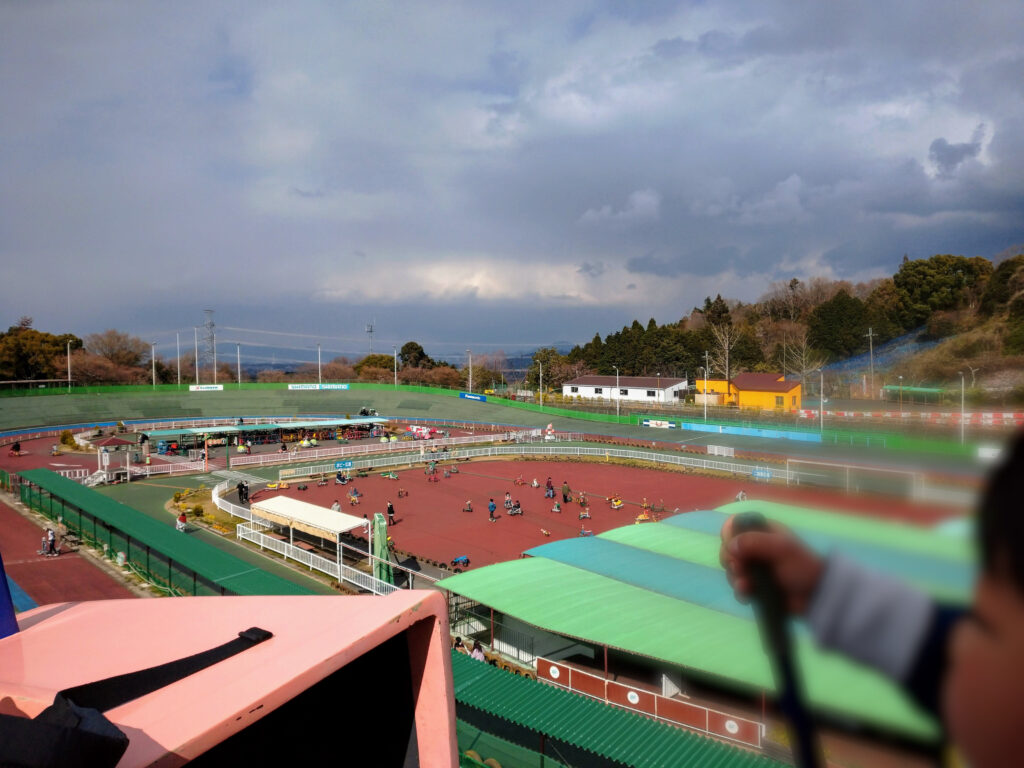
(3, 252, 1022, 392)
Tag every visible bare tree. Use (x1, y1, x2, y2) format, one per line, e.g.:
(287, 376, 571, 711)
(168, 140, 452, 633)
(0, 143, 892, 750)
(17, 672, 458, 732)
(86, 330, 149, 367)
(708, 323, 740, 382)
(784, 328, 827, 393)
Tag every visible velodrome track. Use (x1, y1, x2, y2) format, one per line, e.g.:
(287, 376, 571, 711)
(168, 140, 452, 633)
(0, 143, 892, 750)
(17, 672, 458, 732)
(0, 384, 994, 483)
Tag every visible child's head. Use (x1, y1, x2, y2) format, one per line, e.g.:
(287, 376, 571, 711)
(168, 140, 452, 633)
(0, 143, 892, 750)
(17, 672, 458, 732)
(944, 432, 1024, 765)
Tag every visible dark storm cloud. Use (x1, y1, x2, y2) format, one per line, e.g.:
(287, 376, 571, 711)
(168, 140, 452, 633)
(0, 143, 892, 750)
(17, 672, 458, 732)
(929, 126, 984, 177)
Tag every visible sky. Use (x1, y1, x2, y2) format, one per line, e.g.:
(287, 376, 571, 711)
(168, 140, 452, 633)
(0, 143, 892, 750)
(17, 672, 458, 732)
(2, 1, 1024, 363)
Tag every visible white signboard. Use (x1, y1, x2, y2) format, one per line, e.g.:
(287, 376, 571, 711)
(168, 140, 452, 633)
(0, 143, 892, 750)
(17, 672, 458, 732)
(189, 384, 223, 392)
(287, 383, 351, 390)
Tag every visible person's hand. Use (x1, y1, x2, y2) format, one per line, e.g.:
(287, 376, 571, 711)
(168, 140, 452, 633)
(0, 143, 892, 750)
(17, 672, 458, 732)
(719, 514, 825, 616)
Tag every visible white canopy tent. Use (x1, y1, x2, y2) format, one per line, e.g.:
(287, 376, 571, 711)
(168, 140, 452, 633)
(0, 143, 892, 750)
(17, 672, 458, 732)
(250, 496, 371, 572)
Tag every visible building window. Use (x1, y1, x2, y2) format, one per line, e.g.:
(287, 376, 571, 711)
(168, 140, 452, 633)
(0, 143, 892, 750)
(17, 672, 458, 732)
(620, 389, 628, 396)
(570, 386, 578, 393)
(775, 396, 784, 407)
(792, 395, 797, 406)
(647, 390, 656, 397)
(595, 387, 603, 394)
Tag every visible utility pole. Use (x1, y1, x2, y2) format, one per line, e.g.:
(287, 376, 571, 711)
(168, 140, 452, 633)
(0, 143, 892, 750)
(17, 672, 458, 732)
(393, 346, 398, 388)
(467, 349, 473, 393)
(176, 332, 180, 387)
(366, 321, 375, 354)
(151, 342, 156, 387)
(613, 365, 620, 420)
(67, 340, 71, 393)
(237, 344, 242, 386)
(194, 327, 199, 385)
(539, 361, 543, 410)
(865, 327, 876, 399)
(317, 343, 322, 387)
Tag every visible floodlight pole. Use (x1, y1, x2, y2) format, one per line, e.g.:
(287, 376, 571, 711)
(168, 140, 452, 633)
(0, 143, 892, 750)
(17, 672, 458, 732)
(818, 369, 824, 433)
(613, 365, 620, 419)
(67, 340, 71, 393)
(898, 375, 903, 415)
(317, 343, 322, 387)
(865, 327, 876, 398)
(467, 349, 472, 393)
(176, 332, 181, 387)
(393, 346, 398, 389)
(194, 327, 200, 385)
(237, 344, 241, 386)
(539, 361, 543, 410)
(151, 342, 156, 387)
(698, 366, 707, 422)
(959, 371, 965, 445)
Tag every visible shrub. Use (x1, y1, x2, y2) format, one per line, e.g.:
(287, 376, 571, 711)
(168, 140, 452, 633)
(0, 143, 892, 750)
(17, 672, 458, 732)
(191, 504, 204, 516)
(59, 429, 75, 447)
(173, 492, 182, 503)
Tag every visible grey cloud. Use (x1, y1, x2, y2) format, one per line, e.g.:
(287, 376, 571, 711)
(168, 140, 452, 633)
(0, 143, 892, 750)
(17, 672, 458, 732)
(929, 125, 984, 177)
(651, 36, 693, 60)
(626, 252, 685, 277)
(577, 261, 605, 277)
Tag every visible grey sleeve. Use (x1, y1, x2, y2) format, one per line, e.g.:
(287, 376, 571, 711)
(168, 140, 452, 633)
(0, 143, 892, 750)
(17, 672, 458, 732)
(805, 553, 935, 682)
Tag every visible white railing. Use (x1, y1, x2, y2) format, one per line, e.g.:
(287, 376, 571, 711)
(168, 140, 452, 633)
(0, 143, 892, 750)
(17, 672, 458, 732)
(232, 431, 517, 471)
(281, 444, 789, 483)
(135, 460, 207, 477)
(212, 480, 254, 522)
(57, 468, 89, 480)
(235, 521, 398, 595)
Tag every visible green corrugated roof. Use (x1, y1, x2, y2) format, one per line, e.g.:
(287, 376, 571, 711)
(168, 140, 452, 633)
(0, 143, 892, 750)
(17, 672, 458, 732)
(719, 500, 973, 562)
(440, 558, 937, 741)
(18, 469, 312, 595)
(451, 651, 783, 768)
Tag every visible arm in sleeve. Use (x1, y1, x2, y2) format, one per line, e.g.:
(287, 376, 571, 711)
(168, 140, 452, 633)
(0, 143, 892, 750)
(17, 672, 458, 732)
(806, 553, 963, 717)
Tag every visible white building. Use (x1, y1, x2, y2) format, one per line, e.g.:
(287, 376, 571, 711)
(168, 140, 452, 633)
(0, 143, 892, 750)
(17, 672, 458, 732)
(561, 375, 688, 405)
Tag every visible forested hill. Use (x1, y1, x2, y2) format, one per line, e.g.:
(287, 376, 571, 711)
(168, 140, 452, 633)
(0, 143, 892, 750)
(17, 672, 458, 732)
(554, 252, 1024, 391)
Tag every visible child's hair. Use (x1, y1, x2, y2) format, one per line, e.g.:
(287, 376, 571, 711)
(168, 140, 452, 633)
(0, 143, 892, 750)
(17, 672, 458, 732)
(978, 431, 1024, 591)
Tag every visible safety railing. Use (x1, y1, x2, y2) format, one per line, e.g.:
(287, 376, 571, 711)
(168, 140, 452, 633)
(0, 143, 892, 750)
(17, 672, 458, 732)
(233, 431, 518, 471)
(235, 521, 399, 595)
(281, 444, 788, 483)
(212, 480, 254, 522)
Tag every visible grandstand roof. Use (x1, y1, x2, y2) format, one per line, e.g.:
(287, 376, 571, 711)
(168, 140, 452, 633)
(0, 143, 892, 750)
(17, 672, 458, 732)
(439, 501, 976, 742)
(450, 651, 783, 767)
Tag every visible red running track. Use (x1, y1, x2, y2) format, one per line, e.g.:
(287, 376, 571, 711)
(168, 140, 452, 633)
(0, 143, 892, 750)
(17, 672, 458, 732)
(259, 458, 960, 571)
(0, 501, 136, 605)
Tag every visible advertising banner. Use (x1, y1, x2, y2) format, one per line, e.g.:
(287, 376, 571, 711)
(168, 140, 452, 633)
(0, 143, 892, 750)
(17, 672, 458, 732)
(189, 384, 224, 392)
(460, 392, 486, 401)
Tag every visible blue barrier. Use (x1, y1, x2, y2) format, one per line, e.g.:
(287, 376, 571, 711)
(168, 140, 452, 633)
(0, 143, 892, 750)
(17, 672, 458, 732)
(459, 393, 487, 402)
(677, 422, 822, 443)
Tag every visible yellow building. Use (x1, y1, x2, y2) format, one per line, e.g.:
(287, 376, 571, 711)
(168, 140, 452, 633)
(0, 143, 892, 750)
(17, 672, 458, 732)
(695, 373, 801, 411)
